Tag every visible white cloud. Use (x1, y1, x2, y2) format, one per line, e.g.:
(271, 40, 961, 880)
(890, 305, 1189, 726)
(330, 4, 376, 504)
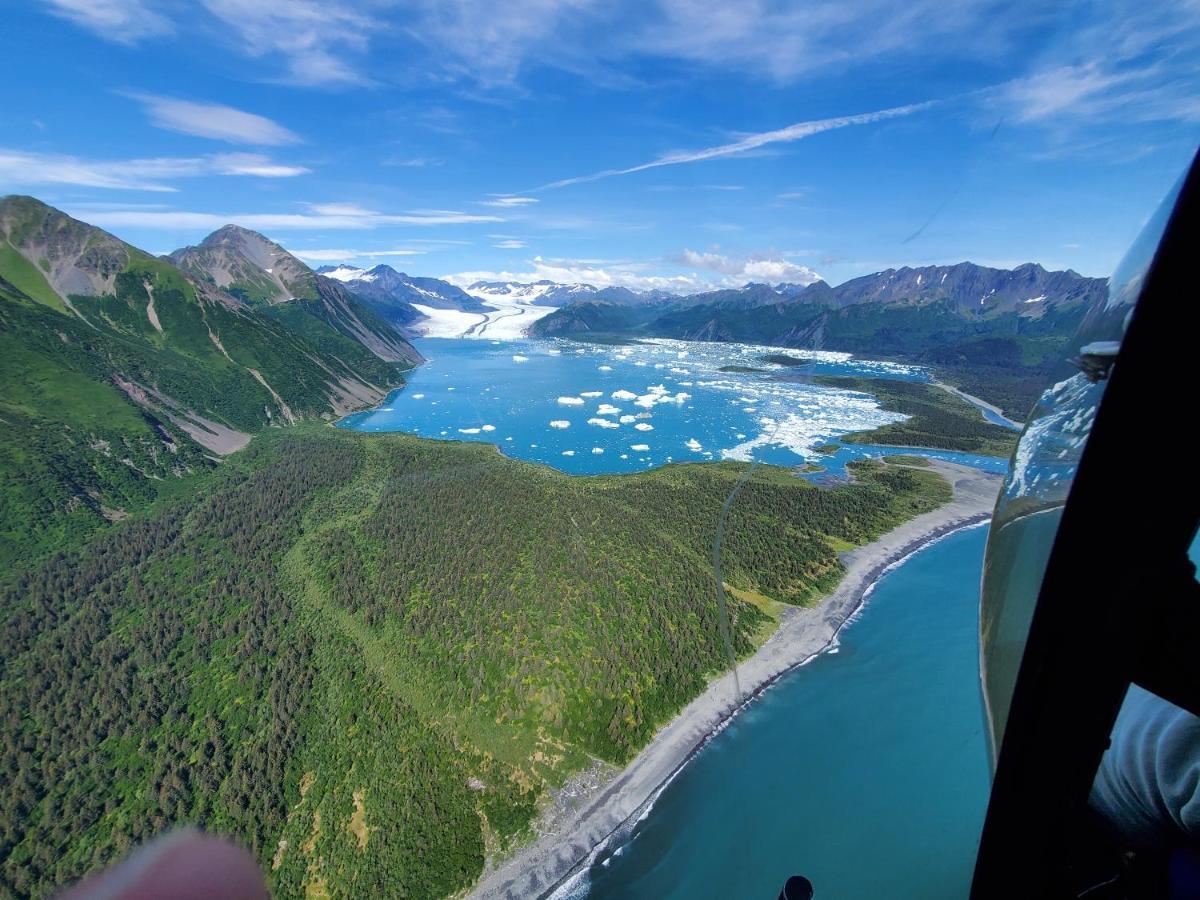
(128, 94, 300, 145)
(1003, 61, 1200, 127)
(211, 153, 309, 177)
(289, 247, 426, 261)
(678, 249, 822, 285)
(480, 196, 539, 207)
(493, 239, 527, 249)
(383, 156, 444, 168)
(443, 255, 714, 293)
(530, 100, 935, 191)
(199, 0, 372, 86)
(629, 0, 1041, 83)
(0, 149, 307, 193)
(994, 1, 1200, 147)
(73, 204, 503, 230)
(45, 0, 173, 43)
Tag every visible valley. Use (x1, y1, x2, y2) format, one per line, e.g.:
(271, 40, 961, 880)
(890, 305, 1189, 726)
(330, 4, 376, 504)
(0, 197, 1063, 899)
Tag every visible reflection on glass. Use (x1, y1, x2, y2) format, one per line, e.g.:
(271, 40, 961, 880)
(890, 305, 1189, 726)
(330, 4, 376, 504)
(978, 175, 1185, 761)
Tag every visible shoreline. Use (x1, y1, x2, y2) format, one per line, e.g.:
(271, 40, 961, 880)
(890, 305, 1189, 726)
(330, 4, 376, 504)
(933, 380, 1025, 430)
(470, 460, 1003, 900)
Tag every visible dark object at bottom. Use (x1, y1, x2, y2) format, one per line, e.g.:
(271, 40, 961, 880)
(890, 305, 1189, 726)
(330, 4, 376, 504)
(779, 875, 814, 899)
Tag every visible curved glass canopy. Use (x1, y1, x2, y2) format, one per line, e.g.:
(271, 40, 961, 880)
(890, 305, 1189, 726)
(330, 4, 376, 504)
(978, 174, 1187, 762)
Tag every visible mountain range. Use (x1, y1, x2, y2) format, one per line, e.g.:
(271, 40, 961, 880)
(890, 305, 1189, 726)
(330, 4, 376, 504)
(0, 193, 1103, 562)
(527, 262, 1107, 417)
(0, 196, 421, 564)
(295, 261, 1104, 411)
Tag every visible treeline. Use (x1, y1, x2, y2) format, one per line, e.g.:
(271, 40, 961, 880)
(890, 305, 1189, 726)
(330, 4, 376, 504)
(814, 375, 1020, 456)
(1, 428, 949, 897)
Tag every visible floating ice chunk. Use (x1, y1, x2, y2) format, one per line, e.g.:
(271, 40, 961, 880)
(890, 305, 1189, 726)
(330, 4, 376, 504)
(448, 387, 456, 391)
(548, 348, 562, 355)
(512, 355, 529, 362)
(686, 438, 702, 451)
(581, 391, 603, 398)
(458, 427, 481, 434)
(587, 417, 620, 429)
(481, 424, 496, 432)
(412, 393, 425, 399)
(592, 447, 604, 454)
(558, 396, 585, 406)
(598, 365, 613, 371)
(562, 450, 576, 456)
(597, 404, 621, 416)
(620, 454, 629, 459)
(736, 433, 747, 439)
(743, 407, 757, 413)
(634, 423, 654, 432)
(631, 443, 650, 451)
(612, 389, 637, 400)
(619, 415, 637, 424)
(505, 436, 513, 441)
(549, 420, 571, 429)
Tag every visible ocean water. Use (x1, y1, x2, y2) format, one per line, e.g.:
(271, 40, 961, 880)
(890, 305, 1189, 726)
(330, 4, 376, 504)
(338, 337, 1007, 475)
(572, 525, 993, 900)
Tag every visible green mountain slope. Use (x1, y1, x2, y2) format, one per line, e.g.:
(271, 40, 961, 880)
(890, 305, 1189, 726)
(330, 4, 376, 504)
(0, 426, 950, 898)
(170, 224, 423, 366)
(0, 197, 420, 566)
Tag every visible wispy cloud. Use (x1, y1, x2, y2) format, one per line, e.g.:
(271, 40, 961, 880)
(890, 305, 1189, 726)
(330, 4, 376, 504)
(994, 0, 1200, 154)
(213, 154, 309, 177)
(289, 247, 426, 262)
(479, 196, 539, 207)
(45, 0, 173, 43)
(647, 183, 744, 192)
(382, 156, 444, 168)
(492, 239, 527, 249)
(0, 149, 308, 192)
(71, 204, 503, 231)
(127, 93, 301, 145)
(675, 249, 822, 285)
(529, 100, 935, 191)
(198, 0, 373, 86)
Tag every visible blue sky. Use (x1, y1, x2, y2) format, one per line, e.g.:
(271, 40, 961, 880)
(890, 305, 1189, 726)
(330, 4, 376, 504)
(3, 0, 1199, 290)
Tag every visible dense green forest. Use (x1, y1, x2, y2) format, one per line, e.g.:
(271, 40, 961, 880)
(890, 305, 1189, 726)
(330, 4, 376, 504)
(0, 427, 949, 898)
(812, 376, 1021, 456)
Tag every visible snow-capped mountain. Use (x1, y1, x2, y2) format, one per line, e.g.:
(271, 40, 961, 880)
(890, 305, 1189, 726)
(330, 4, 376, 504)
(318, 264, 368, 283)
(464, 280, 650, 307)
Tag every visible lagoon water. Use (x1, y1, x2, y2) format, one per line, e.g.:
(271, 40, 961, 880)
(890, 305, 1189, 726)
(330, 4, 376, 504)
(338, 337, 1009, 477)
(575, 526, 992, 900)
(340, 338, 1001, 899)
